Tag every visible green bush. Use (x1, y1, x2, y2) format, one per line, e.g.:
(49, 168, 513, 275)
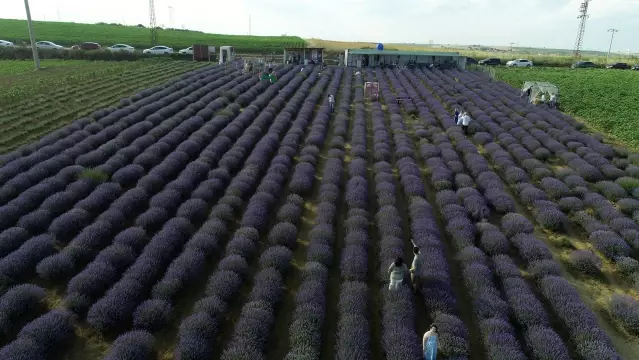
(78, 168, 109, 183)
(616, 177, 639, 193)
(0, 18, 303, 53)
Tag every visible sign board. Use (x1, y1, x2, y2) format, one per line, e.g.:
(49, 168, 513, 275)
(365, 82, 379, 101)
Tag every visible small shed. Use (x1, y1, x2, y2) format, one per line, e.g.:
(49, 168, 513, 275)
(344, 49, 467, 69)
(283, 47, 324, 65)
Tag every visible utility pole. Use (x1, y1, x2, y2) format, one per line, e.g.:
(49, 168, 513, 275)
(509, 42, 515, 52)
(607, 29, 618, 59)
(573, 0, 591, 58)
(168, 6, 174, 28)
(24, 0, 40, 70)
(149, 0, 158, 45)
(249, 14, 252, 35)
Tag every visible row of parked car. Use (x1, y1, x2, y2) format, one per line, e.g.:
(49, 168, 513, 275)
(0, 39, 208, 55)
(475, 56, 639, 70)
(571, 61, 639, 70)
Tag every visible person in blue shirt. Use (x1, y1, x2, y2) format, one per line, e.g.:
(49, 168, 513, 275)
(453, 108, 460, 123)
(423, 325, 438, 360)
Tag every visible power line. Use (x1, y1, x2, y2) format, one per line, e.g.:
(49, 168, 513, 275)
(573, 0, 591, 58)
(607, 28, 619, 59)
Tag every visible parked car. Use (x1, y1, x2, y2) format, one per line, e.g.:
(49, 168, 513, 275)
(571, 61, 596, 68)
(606, 62, 629, 69)
(478, 58, 501, 66)
(80, 42, 101, 50)
(36, 41, 64, 50)
(179, 47, 194, 55)
(105, 44, 135, 53)
(506, 59, 533, 67)
(143, 46, 173, 55)
(0, 40, 15, 47)
(466, 57, 478, 65)
(633, 64, 639, 70)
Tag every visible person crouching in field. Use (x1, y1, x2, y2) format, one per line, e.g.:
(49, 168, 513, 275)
(410, 246, 422, 294)
(261, 68, 277, 84)
(387, 257, 409, 290)
(328, 94, 335, 113)
(457, 112, 472, 135)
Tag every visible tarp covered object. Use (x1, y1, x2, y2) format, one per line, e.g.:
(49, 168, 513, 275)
(522, 81, 559, 99)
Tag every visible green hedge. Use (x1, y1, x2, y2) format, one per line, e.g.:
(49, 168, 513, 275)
(0, 18, 304, 53)
(0, 47, 198, 61)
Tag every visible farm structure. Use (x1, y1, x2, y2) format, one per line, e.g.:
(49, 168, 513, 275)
(344, 48, 467, 69)
(0, 61, 638, 360)
(283, 47, 325, 65)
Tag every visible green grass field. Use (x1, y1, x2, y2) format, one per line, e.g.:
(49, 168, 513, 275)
(495, 67, 639, 150)
(0, 59, 82, 76)
(0, 18, 304, 53)
(0, 59, 206, 152)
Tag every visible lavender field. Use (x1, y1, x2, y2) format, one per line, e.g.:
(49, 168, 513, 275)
(0, 62, 638, 360)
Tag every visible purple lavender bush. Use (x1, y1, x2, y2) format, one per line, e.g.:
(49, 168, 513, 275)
(609, 294, 639, 334)
(569, 250, 602, 276)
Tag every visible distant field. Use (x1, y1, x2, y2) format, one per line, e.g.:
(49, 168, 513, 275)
(307, 39, 638, 67)
(0, 18, 304, 53)
(495, 67, 639, 150)
(0, 59, 206, 152)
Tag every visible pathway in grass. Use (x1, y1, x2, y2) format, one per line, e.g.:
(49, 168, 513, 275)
(266, 67, 345, 360)
(373, 67, 430, 350)
(319, 69, 353, 360)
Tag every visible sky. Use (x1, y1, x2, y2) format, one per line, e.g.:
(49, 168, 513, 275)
(4, 0, 639, 52)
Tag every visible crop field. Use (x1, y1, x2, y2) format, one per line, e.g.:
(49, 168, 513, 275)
(1, 62, 639, 360)
(0, 60, 207, 153)
(0, 18, 304, 53)
(495, 67, 639, 150)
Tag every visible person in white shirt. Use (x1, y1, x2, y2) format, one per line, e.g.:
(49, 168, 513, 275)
(540, 93, 546, 104)
(549, 93, 557, 108)
(328, 94, 335, 113)
(410, 246, 421, 293)
(457, 112, 471, 135)
(387, 257, 409, 290)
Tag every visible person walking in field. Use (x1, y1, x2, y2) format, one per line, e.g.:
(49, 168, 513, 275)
(387, 257, 409, 291)
(453, 108, 460, 123)
(457, 112, 472, 135)
(423, 325, 439, 360)
(410, 246, 422, 294)
(328, 94, 335, 113)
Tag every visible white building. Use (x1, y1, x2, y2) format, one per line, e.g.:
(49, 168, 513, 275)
(344, 49, 467, 69)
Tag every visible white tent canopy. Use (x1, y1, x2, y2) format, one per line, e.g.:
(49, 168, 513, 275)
(522, 81, 559, 99)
